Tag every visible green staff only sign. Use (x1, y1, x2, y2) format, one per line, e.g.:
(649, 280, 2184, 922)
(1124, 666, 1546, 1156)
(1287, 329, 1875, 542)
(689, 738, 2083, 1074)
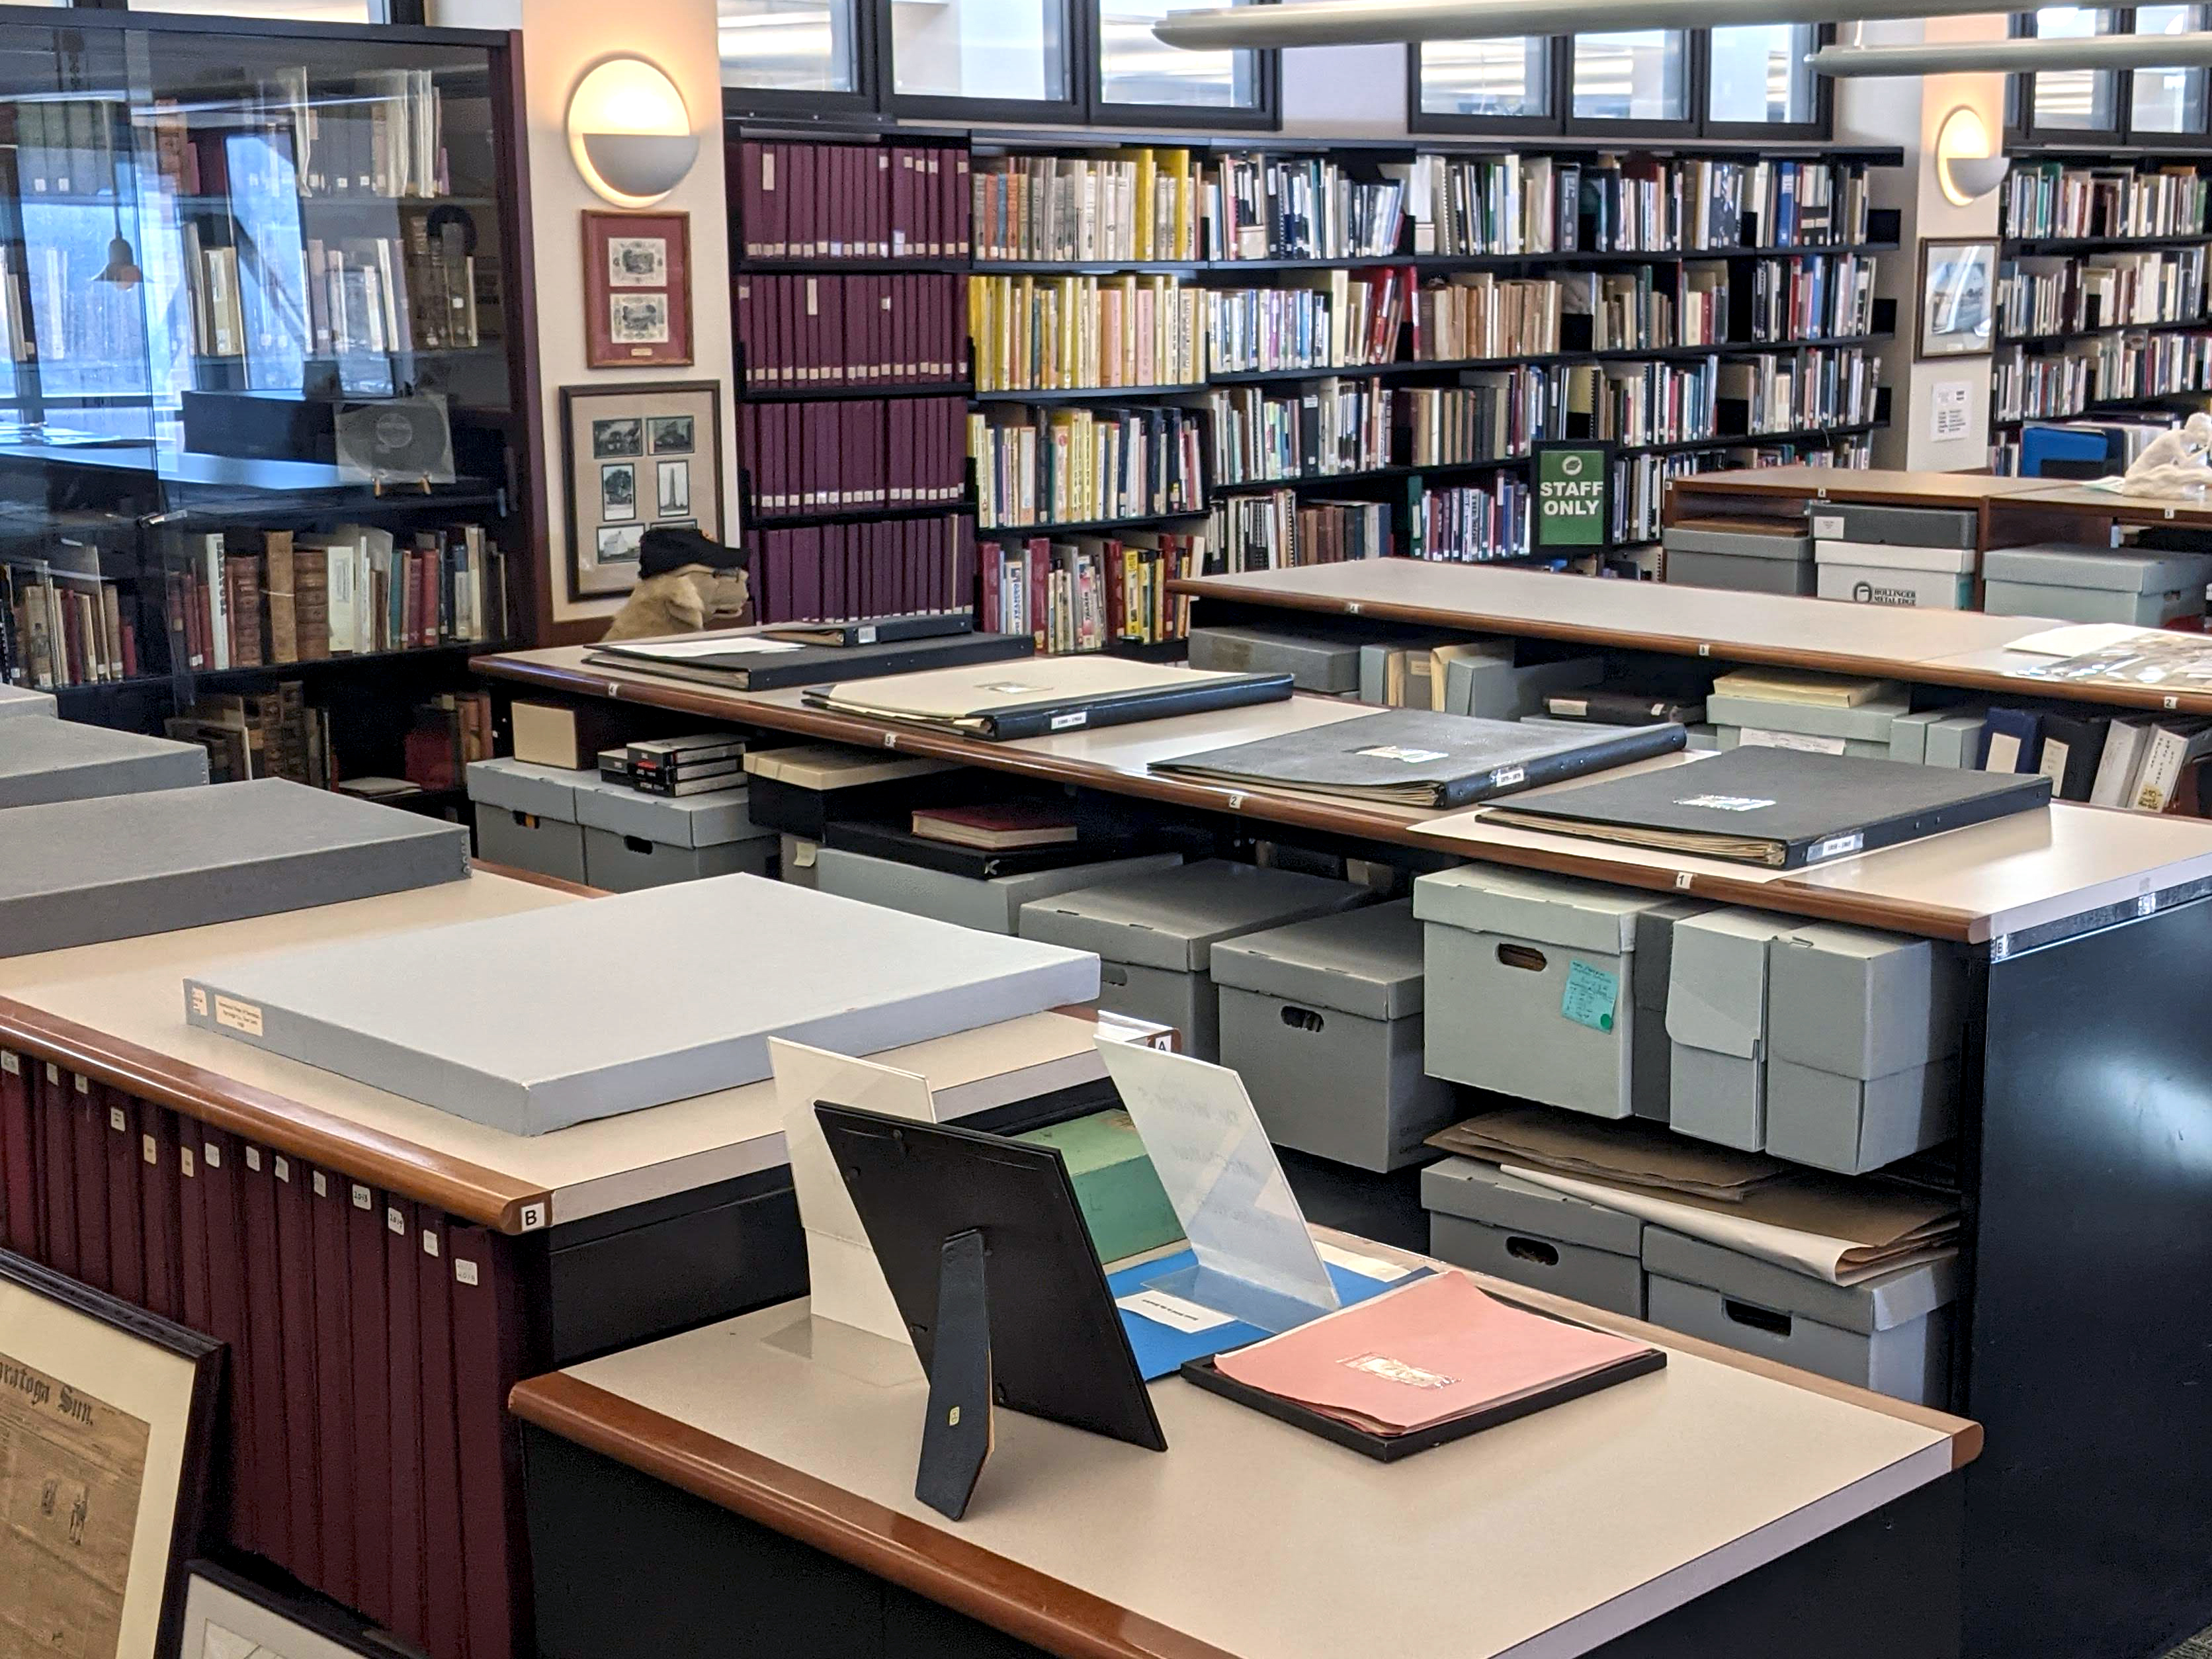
(1533, 441, 1612, 550)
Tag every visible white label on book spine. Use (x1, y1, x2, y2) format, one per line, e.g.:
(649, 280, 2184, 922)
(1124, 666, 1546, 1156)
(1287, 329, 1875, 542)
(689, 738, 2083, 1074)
(314, 1172, 328, 1198)
(423, 1230, 440, 1258)
(191, 986, 208, 1017)
(1, 1052, 17, 1076)
(388, 1206, 406, 1236)
(204, 1144, 221, 1170)
(108, 1105, 126, 1132)
(181, 1148, 196, 1179)
(214, 995, 265, 1038)
(353, 1183, 373, 1211)
(1050, 711, 1088, 730)
(244, 1146, 261, 1171)
(1740, 728, 1846, 756)
(275, 1157, 290, 1183)
(44, 1064, 58, 1084)
(73, 1074, 87, 1095)
(1490, 765, 1527, 788)
(1117, 1289, 1233, 1333)
(454, 1259, 480, 1287)
(142, 1135, 156, 1166)
(1810, 831, 1865, 863)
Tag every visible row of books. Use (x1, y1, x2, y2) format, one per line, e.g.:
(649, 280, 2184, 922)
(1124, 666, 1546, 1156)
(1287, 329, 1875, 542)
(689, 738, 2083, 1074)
(736, 274, 967, 388)
(750, 517, 976, 626)
(969, 273, 1204, 394)
(1964, 704, 2212, 814)
(1413, 272, 1564, 362)
(741, 398, 968, 517)
(1998, 249, 2209, 339)
(1408, 154, 1875, 257)
(1993, 333, 2212, 421)
(734, 140, 971, 262)
(1720, 346, 1883, 439)
(3, 564, 138, 690)
(1204, 493, 1391, 572)
(968, 405, 1205, 529)
(5, 97, 122, 198)
(164, 685, 335, 788)
(2001, 163, 2211, 243)
(1409, 477, 1531, 562)
(398, 689, 497, 792)
(1203, 380, 1392, 487)
(1205, 267, 1408, 373)
(0, 1060, 527, 1659)
(1202, 155, 1404, 262)
(1742, 253, 1882, 345)
(978, 528, 1204, 649)
(154, 70, 452, 202)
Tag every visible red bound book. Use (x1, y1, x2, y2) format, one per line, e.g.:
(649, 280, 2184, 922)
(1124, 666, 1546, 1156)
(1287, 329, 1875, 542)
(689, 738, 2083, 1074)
(417, 545, 439, 646)
(102, 1087, 142, 1306)
(981, 532, 1002, 632)
(762, 142, 785, 257)
(792, 143, 818, 259)
(136, 1103, 181, 1322)
(955, 275, 970, 378)
(740, 140, 763, 257)
(794, 526, 822, 619)
(735, 278, 753, 387)
(923, 149, 942, 257)
(894, 147, 915, 257)
(825, 275, 846, 386)
(308, 1168, 357, 1607)
(824, 145, 843, 259)
(852, 146, 869, 258)
(176, 1119, 210, 1332)
(449, 1225, 531, 1659)
(820, 526, 843, 618)
(196, 1129, 257, 1556)
(346, 1180, 394, 1626)
(386, 1197, 428, 1650)
(888, 399, 910, 506)
(874, 147, 892, 256)
(878, 275, 894, 383)
(843, 277, 866, 386)
(69, 1073, 108, 1292)
(416, 1211, 468, 1659)
(841, 145, 859, 259)
(0, 1050, 33, 1257)
(954, 148, 972, 256)
(239, 1142, 294, 1567)
(273, 1152, 323, 1584)
(777, 275, 796, 386)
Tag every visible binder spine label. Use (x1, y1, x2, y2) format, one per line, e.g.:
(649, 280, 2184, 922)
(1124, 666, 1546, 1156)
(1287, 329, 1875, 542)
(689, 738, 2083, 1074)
(1809, 831, 1865, 862)
(352, 1183, 374, 1211)
(454, 1259, 480, 1287)
(1051, 711, 1087, 730)
(181, 1148, 196, 1178)
(108, 1105, 127, 1132)
(1, 1052, 17, 1076)
(142, 1134, 157, 1166)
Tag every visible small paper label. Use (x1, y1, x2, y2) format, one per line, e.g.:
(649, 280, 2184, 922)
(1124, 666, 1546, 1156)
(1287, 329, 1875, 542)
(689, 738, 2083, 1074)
(1117, 1289, 1234, 1332)
(1050, 711, 1088, 730)
(142, 1135, 157, 1166)
(857, 624, 877, 644)
(313, 1172, 328, 1197)
(806, 278, 818, 316)
(1, 1052, 18, 1076)
(1812, 514, 1845, 538)
(1560, 960, 1620, 1033)
(1808, 831, 1865, 863)
(1340, 1352, 1455, 1389)
(181, 1148, 196, 1178)
(214, 995, 264, 1037)
(1490, 765, 1527, 788)
(204, 1144, 221, 1170)
(423, 1230, 441, 1258)
(44, 1063, 58, 1084)
(275, 1156, 290, 1183)
(244, 1146, 262, 1171)
(455, 1259, 480, 1287)
(1315, 1241, 1414, 1282)
(761, 151, 774, 190)
(108, 1106, 126, 1132)
(1357, 745, 1448, 763)
(1675, 793, 1775, 812)
(190, 986, 208, 1017)
(1740, 727, 1846, 756)
(353, 1184, 373, 1210)
(73, 1074, 87, 1095)
(387, 1207, 406, 1235)
(1550, 699, 1589, 718)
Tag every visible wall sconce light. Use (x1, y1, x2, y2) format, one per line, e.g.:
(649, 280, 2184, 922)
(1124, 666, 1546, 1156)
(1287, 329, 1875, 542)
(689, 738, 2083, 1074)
(1934, 106, 2008, 208)
(567, 57, 699, 208)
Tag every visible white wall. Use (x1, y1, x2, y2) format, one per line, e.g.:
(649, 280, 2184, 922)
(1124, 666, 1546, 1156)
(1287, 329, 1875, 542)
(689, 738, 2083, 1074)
(433, 0, 738, 635)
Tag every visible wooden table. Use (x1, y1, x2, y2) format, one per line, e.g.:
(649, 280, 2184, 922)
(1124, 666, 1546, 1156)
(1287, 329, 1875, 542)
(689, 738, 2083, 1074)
(509, 1261, 1979, 1659)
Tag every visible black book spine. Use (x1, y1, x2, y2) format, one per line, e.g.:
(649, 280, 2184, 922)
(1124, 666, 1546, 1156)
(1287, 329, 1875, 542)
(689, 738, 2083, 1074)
(977, 675, 1293, 742)
(1432, 723, 1689, 810)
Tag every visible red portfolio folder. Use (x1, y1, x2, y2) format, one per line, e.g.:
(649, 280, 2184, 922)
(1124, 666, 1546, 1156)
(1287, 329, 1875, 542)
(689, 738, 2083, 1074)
(176, 1122, 212, 1336)
(103, 1087, 143, 1308)
(310, 1167, 357, 1607)
(346, 1179, 394, 1627)
(450, 1224, 531, 1659)
(69, 1072, 108, 1292)
(273, 1152, 323, 1584)
(416, 1209, 467, 1659)
(386, 1196, 428, 1649)
(137, 1101, 182, 1323)
(0, 1050, 34, 1257)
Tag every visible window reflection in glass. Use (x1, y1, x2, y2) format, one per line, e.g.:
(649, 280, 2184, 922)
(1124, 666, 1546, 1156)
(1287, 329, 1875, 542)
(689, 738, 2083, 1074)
(2031, 7, 2118, 130)
(1099, 0, 1257, 108)
(2132, 4, 2207, 132)
(1572, 30, 1687, 122)
(718, 0, 857, 93)
(892, 0, 1070, 102)
(1420, 37, 1551, 118)
(1709, 23, 1817, 124)
(127, 0, 373, 20)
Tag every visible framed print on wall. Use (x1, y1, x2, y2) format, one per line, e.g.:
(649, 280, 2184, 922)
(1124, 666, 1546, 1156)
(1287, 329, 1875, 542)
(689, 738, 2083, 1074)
(0, 1251, 222, 1659)
(1918, 239, 1997, 359)
(583, 210, 693, 368)
(560, 380, 727, 599)
(178, 1562, 391, 1659)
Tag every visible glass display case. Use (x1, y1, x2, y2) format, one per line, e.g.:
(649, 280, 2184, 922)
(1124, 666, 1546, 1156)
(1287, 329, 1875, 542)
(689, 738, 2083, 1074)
(0, 9, 533, 787)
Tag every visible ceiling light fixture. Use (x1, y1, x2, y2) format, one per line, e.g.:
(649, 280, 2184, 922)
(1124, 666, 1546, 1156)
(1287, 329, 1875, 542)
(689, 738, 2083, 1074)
(1812, 30, 2212, 75)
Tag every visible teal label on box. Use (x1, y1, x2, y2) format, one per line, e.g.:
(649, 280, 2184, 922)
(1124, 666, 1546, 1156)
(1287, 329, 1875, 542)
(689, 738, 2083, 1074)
(1561, 960, 1619, 1032)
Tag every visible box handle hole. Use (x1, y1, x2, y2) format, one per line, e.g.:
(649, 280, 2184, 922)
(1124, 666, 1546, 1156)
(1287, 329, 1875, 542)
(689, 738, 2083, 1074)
(1101, 964, 1129, 987)
(1279, 1005, 1325, 1033)
(623, 835, 655, 855)
(1497, 943, 1548, 972)
(1723, 1298, 1793, 1338)
(1505, 1236, 1558, 1267)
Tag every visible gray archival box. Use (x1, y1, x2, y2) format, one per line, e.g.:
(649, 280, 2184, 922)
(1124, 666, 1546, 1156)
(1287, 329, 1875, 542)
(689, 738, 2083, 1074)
(1, 717, 208, 808)
(1, 779, 470, 957)
(180, 873, 1103, 1134)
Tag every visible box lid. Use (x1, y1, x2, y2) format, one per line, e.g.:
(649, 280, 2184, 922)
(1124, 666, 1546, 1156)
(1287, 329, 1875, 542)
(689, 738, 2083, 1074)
(1017, 859, 1366, 972)
(1984, 542, 2212, 593)
(1412, 863, 1673, 955)
(1210, 898, 1425, 1019)
(0, 719, 208, 808)
(1767, 922, 1962, 1076)
(1665, 909, 1797, 1059)
(0, 683, 54, 719)
(1813, 539, 1977, 575)
(1630, 898, 1717, 1012)
(1663, 523, 1814, 562)
(1703, 693, 1911, 743)
(1422, 1156, 1643, 1256)
(1642, 1227, 1959, 1333)
(466, 757, 590, 822)
(742, 742, 957, 791)
(573, 777, 773, 849)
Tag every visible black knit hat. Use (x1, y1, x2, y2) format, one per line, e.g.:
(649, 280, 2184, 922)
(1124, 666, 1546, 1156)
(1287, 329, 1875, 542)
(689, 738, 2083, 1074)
(638, 526, 748, 579)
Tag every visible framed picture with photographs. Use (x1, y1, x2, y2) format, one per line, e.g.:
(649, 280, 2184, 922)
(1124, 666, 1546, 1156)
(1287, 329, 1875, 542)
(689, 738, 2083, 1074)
(0, 1252, 222, 1659)
(178, 1562, 391, 1659)
(560, 380, 726, 598)
(1918, 239, 1997, 359)
(583, 210, 692, 368)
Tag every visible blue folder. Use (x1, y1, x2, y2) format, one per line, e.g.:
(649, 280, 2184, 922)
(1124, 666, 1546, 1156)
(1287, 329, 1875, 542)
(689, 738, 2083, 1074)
(1109, 1248, 1404, 1381)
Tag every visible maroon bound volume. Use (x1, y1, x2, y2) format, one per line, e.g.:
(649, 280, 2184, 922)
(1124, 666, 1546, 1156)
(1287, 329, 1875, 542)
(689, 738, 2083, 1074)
(102, 1087, 143, 1307)
(385, 1197, 427, 1650)
(310, 1166, 358, 1607)
(239, 1142, 294, 1568)
(69, 1074, 108, 1291)
(416, 1209, 468, 1659)
(0, 1050, 35, 1257)
(272, 1152, 323, 1584)
(197, 1128, 257, 1556)
(450, 1224, 531, 1659)
(346, 1179, 393, 1626)
(136, 1101, 182, 1322)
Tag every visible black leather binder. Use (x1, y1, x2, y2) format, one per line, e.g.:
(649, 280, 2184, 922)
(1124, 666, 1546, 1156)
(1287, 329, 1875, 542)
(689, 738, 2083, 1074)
(589, 628, 1031, 691)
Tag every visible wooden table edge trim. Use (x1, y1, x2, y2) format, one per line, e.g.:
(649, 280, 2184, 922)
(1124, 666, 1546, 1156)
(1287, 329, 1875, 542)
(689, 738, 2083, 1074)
(472, 858, 609, 898)
(507, 1371, 1236, 1659)
(0, 996, 548, 1233)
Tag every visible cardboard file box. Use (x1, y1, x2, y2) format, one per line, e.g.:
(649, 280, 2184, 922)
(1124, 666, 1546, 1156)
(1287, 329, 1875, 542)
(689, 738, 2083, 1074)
(0, 683, 54, 719)
(1982, 543, 2212, 626)
(1187, 624, 1371, 694)
(577, 779, 777, 892)
(1211, 899, 1454, 1171)
(1423, 1158, 1644, 1316)
(1631, 898, 1715, 1122)
(1414, 865, 1677, 1120)
(1764, 923, 1963, 1173)
(511, 700, 635, 770)
(1705, 691, 1910, 747)
(1642, 1229, 1957, 1404)
(1662, 523, 1815, 595)
(1714, 727, 1890, 760)
(1019, 860, 1369, 1060)
(1814, 501, 1977, 550)
(1666, 909, 1799, 1151)
(466, 757, 591, 885)
(1922, 710, 1988, 769)
(816, 845, 1181, 935)
(1813, 539, 1976, 610)
(1441, 650, 1604, 721)
(0, 718, 208, 808)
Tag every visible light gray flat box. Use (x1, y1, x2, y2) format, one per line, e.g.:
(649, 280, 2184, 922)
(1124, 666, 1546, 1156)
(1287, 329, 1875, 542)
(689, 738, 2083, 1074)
(816, 845, 1183, 935)
(1685, 723, 1723, 752)
(1983, 542, 2212, 626)
(0, 718, 208, 808)
(1631, 898, 1715, 1123)
(180, 874, 1103, 1134)
(1715, 727, 1891, 760)
(1821, 501, 1977, 550)
(1887, 708, 1943, 765)
(1666, 909, 1799, 1151)
(1444, 653, 1605, 721)
(0, 683, 54, 719)
(1642, 1228, 1958, 1404)
(574, 777, 774, 850)
(1019, 860, 1367, 1060)
(1211, 900, 1453, 1171)
(467, 757, 590, 822)
(1765, 1056, 1958, 1173)
(1187, 625, 1369, 694)
(1924, 711, 1988, 769)
(466, 757, 593, 885)
(1706, 693, 1911, 744)
(1423, 1156, 1644, 1315)
(1413, 865, 1675, 1119)
(1664, 525, 1814, 562)
(584, 827, 777, 891)
(0, 779, 470, 958)
(780, 834, 820, 888)
(1663, 547, 1816, 597)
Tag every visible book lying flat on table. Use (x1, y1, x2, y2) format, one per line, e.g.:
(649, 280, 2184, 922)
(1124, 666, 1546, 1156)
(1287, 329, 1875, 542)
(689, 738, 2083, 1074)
(1148, 708, 1685, 808)
(825, 818, 1140, 880)
(1479, 746, 2051, 869)
(762, 610, 974, 648)
(589, 626, 1031, 691)
(1711, 668, 1905, 709)
(801, 656, 1294, 741)
(912, 801, 1080, 849)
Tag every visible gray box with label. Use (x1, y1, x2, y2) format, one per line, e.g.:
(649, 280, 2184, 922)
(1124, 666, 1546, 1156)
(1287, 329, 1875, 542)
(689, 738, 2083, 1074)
(1820, 501, 1977, 550)
(817, 845, 1182, 935)
(575, 777, 779, 892)
(1187, 625, 1371, 694)
(0, 718, 207, 808)
(467, 758, 591, 886)
(1424, 1157, 1644, 1316)
(1705, 693, 1910, 745)
(1212, 900, 1453, 1171)
(1983, 543, 2212, 626)
(1667, 909, 1799, 1151)
(1642, 1228, 1958, 1404)
(1415, 865, 1675, 1119)
(1664, 524, 1815, 596)
(1714, 727, 1891, 760)
(1631, 898, 1715, 1122)
(1019, 860, 1368, 1059)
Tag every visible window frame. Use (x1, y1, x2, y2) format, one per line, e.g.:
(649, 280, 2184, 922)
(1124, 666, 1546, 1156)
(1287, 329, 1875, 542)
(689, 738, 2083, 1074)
(1402, 31, 1560, 134)
(1562, 26, 1699, 140)
(2008, 6, 2212, 148)
(714, 0, 881, 122)
(1701, 21, 1830, 140)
